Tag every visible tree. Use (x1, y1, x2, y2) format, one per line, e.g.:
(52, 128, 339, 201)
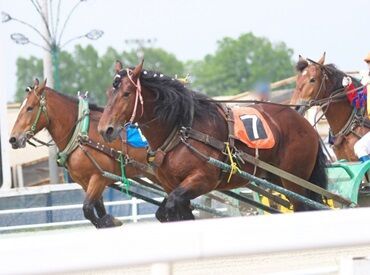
(189, 32, 295, 96)
(14, 45, 185, 105)
(122, 47, 185, 77)
(16, 56, 43, 100)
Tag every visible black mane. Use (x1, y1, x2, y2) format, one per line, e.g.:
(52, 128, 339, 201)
(323, 64, 362, 94)
(117, 69, 218, 128)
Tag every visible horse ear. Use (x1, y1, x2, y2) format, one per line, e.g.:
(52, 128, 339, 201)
(296, 55, 309, 72)
(37, 79, 47, 95)
(132, 59, 144, 81)
(34, 78, 40, 87)
(298, 55, 306, 62)
(115, 60, 123, 73)
(318, 52, 326, 65)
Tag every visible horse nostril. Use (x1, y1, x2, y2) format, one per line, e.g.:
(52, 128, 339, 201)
(9, 137, 16, 144)
(106, 126, 114, 137)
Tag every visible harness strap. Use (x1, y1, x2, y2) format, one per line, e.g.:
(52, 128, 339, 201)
(78, 135, 122, 160)
(126, 68, 144, 123)
(238, 151, 353, 206)
(26, 93, 49, 137)
(56, 97, 90, 167)
(180, 127, 225, 152)
(27, 136, 54, 147)
(219, 104, 235, 148)
(148, 126, 181, 167)
(179, 137, 290, 210)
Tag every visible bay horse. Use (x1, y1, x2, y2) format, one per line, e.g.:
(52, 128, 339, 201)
(98, 60, 328, 221)
(290, 53, 369, 161)
(9, 79, 154, 228)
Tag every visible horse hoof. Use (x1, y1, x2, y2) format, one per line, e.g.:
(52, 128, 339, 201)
(98, 214, 123, 228)
(112, 217, 123, 226)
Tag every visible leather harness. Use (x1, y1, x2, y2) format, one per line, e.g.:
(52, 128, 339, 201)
(147, 103, 236, 170)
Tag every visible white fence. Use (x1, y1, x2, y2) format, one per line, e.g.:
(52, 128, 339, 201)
(1, 207, 370, 274)
(0, 197, 159, 232)
(0, 183, 162, 231)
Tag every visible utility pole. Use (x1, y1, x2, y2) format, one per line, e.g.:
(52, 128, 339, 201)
(3, 0, 104, 186)
(41, 0, 58, 184)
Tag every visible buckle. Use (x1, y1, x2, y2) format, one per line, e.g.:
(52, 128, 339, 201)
(179, 126, 190, 139)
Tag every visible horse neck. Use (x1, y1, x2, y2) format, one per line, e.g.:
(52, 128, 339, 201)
(321, 78, 353, 135)
(45, 88, 78, 150)
(136, 88, 173, 150)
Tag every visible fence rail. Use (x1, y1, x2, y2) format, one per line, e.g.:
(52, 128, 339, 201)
(0, 197, 162, 232)
(1, 207, 370, 274)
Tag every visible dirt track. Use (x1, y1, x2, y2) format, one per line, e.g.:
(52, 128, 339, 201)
(69, 245, 370, 275)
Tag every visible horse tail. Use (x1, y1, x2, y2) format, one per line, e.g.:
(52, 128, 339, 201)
(308, 143, 328, 203)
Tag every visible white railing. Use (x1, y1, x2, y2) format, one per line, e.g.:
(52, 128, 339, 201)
(0, 197, 161, 232)
(0, 183, 163, 232)
(1, 207, 370, 274)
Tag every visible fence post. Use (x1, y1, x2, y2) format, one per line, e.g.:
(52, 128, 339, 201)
(132, 197, 138, 223)
(16, 165, 24, 188)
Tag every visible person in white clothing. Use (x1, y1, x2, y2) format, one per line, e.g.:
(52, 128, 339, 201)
(354, 52, 370, 162)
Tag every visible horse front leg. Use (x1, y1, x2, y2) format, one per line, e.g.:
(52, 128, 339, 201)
(155, 197, 168, 222)
(94, 196, 107, 218)
(83, 197, 101, 228)
(84, 175, 122, 228)
(94, 196, 123, 227)
(164, 172, 218, 222)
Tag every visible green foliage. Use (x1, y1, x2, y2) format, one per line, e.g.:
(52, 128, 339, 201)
(15, 45, 185, 105)
(189, 32, 295, 96)
(122, 48, 185, 76)
(15, 57, 43, 101)
(14, 32, 295, 102)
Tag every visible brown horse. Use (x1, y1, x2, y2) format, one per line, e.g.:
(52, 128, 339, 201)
(9, 79, 153, 228)
(97, 61, 328, 221)
(290, 53, 368, 161)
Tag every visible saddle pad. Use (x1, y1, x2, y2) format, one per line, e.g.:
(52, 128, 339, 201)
(232, 107, 275, 149)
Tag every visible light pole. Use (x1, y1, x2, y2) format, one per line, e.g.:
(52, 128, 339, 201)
(2, 0, 103, 185)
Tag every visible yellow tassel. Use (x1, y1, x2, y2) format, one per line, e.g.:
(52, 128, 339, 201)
(225, 142, 240, 183)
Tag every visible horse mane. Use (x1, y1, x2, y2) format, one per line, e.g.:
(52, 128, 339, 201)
(117, 69, 219, 127)
(323, 64, 362, 94)
(48, 88, 104, 112)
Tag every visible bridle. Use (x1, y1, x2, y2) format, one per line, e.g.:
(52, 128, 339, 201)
(126, 68, 144, 123)
(113, 68, 144, 125)
(25, 86, 50, 139)
(297, 62, 368, 139)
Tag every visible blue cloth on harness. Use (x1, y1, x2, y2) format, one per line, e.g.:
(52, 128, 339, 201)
(125, 124, 148, 148)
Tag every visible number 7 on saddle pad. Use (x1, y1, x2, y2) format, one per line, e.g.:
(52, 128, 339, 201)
(233, 107, 276, 149)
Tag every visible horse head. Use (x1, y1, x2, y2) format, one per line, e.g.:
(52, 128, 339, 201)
(291, 53, 326, 114)
(9, 78, 49, 149)
(98, 60, 144, 142)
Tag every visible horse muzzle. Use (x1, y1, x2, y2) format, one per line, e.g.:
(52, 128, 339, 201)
(99, 125, 119, 143)
(9, 134, 27, 149)
(294, 100, 309, 115)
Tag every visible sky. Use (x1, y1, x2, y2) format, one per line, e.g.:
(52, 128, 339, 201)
(1, 0, 370, 102)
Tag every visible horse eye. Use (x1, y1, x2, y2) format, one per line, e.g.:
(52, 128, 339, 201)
(309, 78, 316, 83)
(123, 92, 130, 98)
(26, 106, 33, 112)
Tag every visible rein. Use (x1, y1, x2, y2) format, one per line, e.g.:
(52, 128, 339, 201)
(297, 68, 369, 141)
